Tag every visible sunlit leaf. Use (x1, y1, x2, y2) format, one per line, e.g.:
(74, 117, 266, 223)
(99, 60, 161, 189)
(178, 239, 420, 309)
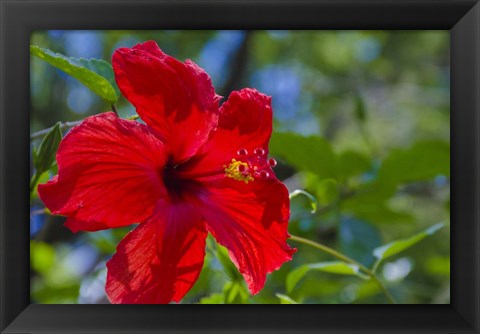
(75, 57, 120, 98)
(30, 45, 118, 103)
(276, 293, 299, 304)
(199, 293, 224, 304)
(223, 281, 249, 304)
(286, 261, 368, 293)
(373, 223, 444, 265)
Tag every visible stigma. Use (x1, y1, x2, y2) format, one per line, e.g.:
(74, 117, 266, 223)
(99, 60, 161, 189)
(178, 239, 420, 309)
(223, 147, 277, 184)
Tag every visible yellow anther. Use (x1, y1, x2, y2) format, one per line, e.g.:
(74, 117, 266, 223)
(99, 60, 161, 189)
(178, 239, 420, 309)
(224, 159, 254, 184)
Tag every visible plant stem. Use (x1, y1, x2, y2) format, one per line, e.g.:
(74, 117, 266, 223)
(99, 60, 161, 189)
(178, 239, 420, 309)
(31, 120, 82, 141)
(289, 234, 396, 304)
(370, 274, 396, 304)
(290, 234, 367, 271)
(111, 104, 118, 115)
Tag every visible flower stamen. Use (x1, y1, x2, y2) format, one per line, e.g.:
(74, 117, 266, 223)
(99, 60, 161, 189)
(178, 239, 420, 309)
(224, 148, 278, 183)
(224, 159, 254, 184)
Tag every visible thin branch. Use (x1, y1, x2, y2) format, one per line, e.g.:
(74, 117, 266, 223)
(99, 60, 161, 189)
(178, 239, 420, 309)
(289, 234, 396, 304)
(30, 120, 83, 141)
(30, 208, 47, 217)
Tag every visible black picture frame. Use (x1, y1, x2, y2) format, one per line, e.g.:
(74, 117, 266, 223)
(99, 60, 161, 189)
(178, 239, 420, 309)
(1, 0, 479, 333)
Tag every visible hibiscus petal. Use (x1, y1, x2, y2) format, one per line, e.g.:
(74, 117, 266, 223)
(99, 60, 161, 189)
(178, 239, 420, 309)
(112, 41, 220, 163)
(178, 88, 273, 179)
(106, 199, 207, 304)
(198, 178, 296, 295)
(38, 112, 167, 232)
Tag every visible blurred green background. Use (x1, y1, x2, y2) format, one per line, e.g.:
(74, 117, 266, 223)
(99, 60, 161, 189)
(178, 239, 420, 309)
(30, 30, 450, 304)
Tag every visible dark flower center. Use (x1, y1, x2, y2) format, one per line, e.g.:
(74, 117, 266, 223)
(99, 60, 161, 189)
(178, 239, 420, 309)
(162, 157, 204, 201)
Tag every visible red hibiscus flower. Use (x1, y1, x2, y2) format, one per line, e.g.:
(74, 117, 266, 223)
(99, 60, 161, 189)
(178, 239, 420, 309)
(38, 41, 296, 304)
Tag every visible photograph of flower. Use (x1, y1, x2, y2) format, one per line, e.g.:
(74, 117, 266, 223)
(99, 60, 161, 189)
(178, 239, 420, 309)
(30, 30, 450, 304)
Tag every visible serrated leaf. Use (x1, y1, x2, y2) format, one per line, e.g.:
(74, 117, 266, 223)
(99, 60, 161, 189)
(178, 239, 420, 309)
(30, 45, 118, 103)
(270, 132, 336, 179)
(373, 223, 444, 264)
(286, 261, 368, 293)
(75, 58, 120, 98)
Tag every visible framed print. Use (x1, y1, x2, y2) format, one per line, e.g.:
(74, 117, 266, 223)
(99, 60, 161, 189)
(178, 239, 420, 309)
(1, 0, 479, 333)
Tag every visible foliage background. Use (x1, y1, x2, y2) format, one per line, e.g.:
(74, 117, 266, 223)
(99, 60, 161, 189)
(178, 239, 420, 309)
(30, 30, 450, 304)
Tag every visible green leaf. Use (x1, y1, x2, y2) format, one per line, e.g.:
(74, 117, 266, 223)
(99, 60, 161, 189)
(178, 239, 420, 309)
(336, 150, 371, 180)
(31, 278, 80, 304)
(341, 182, 414, 225)
(373, 223, 444, 265)
(30, 45, 118, 103)
(289, 189, 318, 214)
(339, 218, 382, 267)
(75, 58, 120, 99)
(342, 198, 414, 225)
(270, 132, 336, 179)
(216, 244, 242, 281)
(223, 281, 249, 304)
(33, 122, 62, 174)
(276, 293, 299, 304)
(199, 293, 224, 304)
(378, 141, 450, 186)
(286, 261, 368, 293)
(316, 178, 339, 205)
